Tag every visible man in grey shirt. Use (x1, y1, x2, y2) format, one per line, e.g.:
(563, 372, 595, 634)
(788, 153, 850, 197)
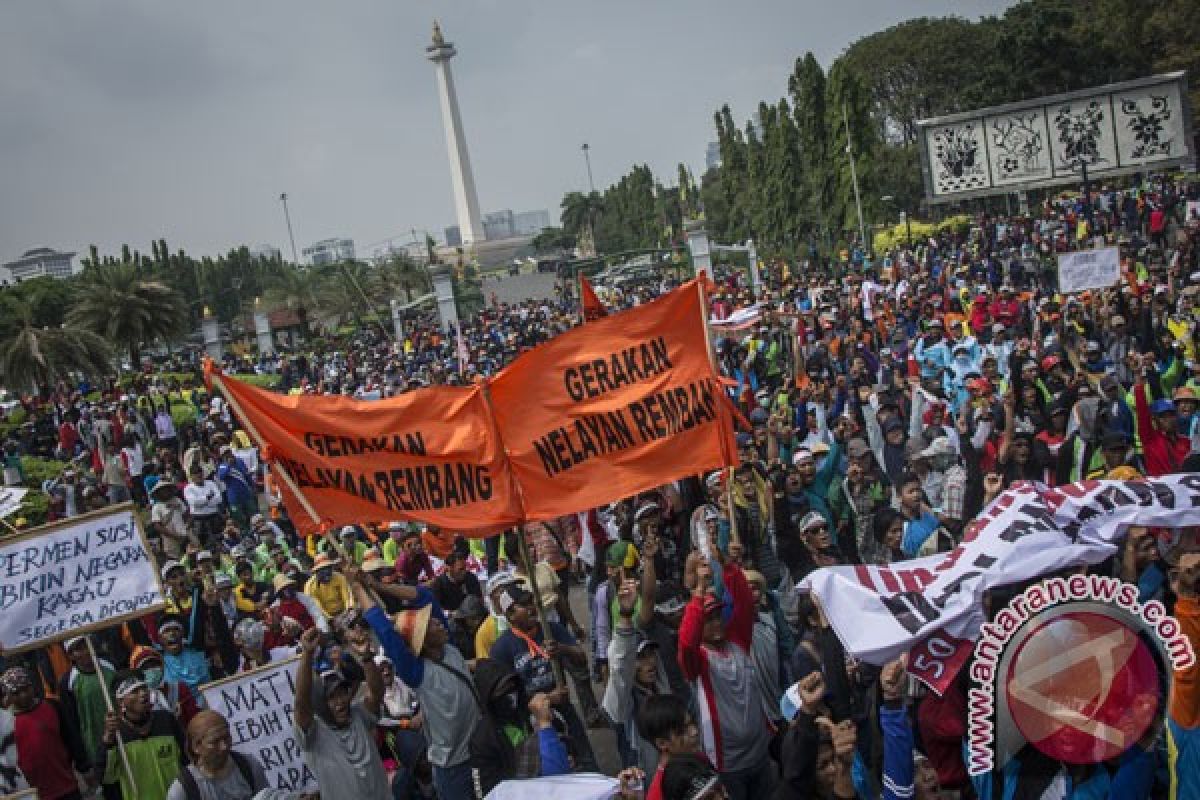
(293, 626, 390, 799)
(351, 567, 482, 800)
(166, 709, 280, 800)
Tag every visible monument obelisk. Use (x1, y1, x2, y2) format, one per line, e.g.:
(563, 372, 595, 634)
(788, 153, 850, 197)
(427, 21, 486, 247)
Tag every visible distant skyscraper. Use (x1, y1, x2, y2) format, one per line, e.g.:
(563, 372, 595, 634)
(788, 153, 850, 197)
(444, 226, 463, 248)
(301, 238, 355, 266)
(482, 209, 515, 240)
(2, 247, 77, 283)
(513, 209, 552, 235)
(706, 141, 722, 171)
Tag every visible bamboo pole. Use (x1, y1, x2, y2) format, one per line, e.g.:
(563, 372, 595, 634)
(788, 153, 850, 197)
(86, 634, 137, 796)
(514, 527, 566, 689)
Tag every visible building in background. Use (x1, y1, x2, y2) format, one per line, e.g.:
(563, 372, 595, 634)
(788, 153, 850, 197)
(513, 209, 552, 235)
(301, 237, 355, 266)
(444, 225, 463, 248)
(2, 247, 78, 283)
(482, 209, 515, 240)
(706, 141, 722, 171)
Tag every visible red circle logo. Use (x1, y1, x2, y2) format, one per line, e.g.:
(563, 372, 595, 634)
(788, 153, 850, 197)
(1004, 611, 1160, 765)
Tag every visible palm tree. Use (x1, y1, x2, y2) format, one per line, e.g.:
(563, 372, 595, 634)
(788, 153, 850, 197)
(261, 264, 326, 339)
(561, 191, 604, 257)
(0, 315, 112, 391)
(377, 253, 432, 303)
(66, 264, 187, 368)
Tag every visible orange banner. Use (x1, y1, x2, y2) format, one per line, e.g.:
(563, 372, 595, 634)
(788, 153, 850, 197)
(489, 280, 736, 520)
(580, 275, 608, 321)
(210, 376, 524, 533)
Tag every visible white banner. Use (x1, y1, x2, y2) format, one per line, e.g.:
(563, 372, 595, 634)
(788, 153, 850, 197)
(709, 304, 761, 331)
(1057, 246, 1120, 294)
(200, 657, 316, 793)
(800, 476, 1200, 666)
(0, 505, 164, 654)
(0, 488, 27, 519)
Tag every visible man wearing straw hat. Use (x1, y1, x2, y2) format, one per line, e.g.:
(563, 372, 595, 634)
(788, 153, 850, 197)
(348, 566, 481, 800)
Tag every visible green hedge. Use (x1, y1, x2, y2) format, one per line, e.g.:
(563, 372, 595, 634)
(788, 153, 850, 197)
(12, 455, 69, 528)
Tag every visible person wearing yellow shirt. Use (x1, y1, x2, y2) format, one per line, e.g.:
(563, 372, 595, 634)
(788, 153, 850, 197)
(303, 554, 353, 618)
(474, 573, 520, 659)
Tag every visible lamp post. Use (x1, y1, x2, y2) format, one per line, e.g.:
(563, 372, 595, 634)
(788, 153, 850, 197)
(581, 143, 596, 193)
(279, 193, 299, 265)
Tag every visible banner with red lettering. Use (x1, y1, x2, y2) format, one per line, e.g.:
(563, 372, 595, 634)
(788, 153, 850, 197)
(489, 280, 736, 521)
(800, 477, 1200, 688)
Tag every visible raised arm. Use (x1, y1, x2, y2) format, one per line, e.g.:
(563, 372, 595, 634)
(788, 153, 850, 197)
(293, 627, 320, 733)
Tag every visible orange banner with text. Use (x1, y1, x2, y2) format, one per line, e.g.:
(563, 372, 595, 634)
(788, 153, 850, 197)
(211, 377, 524, 533)
(489, 280, 736, 520)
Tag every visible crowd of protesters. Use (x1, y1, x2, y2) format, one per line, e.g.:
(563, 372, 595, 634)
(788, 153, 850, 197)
(0, 175, 1199, 800)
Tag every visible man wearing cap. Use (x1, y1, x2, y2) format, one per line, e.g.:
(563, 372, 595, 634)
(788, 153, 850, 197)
(216, 447, 256, 526)
(1, 665, 90, 800)
(130, 644, 200, 727)
(348, 570, 481, 800)
(1134, 367, 1190, 476)
(677, 553, 772, 800)
(58, 635, 116, 793)
(829, 437, 889, 565)
(150, 480, 191, 560)
(489, 583, 598, 771)
(100, 669, 187, 800)
(304, 553, 353, 618)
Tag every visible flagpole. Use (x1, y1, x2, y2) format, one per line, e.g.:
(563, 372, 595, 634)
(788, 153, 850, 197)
(578, 270, 586, 326)
(87, 634, 138, 795)
(698, 279, 737, 468)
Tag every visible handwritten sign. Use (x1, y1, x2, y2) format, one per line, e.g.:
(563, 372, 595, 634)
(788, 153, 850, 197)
(0, 505, 164, 654)
(1057, 246, 1120, 294)
(200, 658, 316, 793)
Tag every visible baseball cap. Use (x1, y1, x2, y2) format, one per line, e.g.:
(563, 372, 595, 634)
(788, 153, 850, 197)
(1151, 398, 1177, 415)
(606, 540, 640, 569)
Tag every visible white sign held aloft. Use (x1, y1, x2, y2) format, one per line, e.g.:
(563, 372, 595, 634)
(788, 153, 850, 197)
(1057, 246, 1120, 294)
(200, 657, 316, 793)
(0, 505, 164, 654)
(800, 476, 1200, 667)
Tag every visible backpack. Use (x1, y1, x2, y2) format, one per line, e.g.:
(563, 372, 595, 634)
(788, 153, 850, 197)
(174, 751, 257, 800)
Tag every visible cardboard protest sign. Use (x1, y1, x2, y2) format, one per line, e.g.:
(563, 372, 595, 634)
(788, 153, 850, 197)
(200, 657, 316, 793)
(0, 505, 164, 654)
(210, 375, 524, 534)
(490, 280, 737, 521)
(1057, 246, 1120, 293)
(801, 476, 1200, 672)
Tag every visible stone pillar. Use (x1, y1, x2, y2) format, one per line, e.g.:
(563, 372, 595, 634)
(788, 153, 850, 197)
(427, 22, 486, 246)
(201, 308, 222, 361)
(747, 239, 761, 292)
(253, 308, 274, 355)
(429, 263, 460, 334)
(685, 219, 712, 278)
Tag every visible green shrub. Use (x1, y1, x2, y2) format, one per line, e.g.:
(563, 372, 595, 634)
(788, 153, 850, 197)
(20, 455, 69, 488)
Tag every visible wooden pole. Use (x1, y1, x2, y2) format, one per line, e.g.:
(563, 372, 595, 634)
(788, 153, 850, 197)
(514, 527, 566, 688)
(85, 634, 137, 796)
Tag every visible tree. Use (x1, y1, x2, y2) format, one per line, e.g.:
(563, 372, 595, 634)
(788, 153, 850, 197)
(66, 264, 187, 367)
(789, 53, 832, 254)
(825, 61, 880, 246)
(561, 191, 605, 255)
(0, 315, 112, 391)
(531, 227, 576, 254)
(262, 264, 325, 339)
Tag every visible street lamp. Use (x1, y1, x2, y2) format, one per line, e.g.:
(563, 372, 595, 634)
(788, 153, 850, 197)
(279, 193, 299, 265)
(581, 143, 596, 194)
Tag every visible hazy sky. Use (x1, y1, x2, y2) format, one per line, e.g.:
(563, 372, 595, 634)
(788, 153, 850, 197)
(1, 0, 1015, 262)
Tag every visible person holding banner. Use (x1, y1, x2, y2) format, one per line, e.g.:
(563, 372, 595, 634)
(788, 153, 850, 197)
(349, 569, 479, 800)
(101, 670, 187, 800)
